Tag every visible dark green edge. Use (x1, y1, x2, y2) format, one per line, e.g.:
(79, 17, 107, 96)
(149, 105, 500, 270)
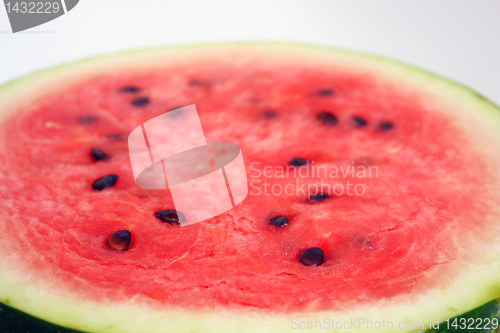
(0, 42, 499, 332)
(0, 302, 82, 333)
(423, 299, 500, 333)
(1, 299, 499, 333)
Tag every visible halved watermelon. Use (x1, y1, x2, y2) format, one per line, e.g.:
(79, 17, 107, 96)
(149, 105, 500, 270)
(0, 43, 500, 333)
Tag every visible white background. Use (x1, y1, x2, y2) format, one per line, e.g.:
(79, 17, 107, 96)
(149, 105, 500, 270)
(0, 0, 499, 105)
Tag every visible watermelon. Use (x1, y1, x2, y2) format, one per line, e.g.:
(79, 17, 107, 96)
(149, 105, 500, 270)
(0, 43, 500, 333)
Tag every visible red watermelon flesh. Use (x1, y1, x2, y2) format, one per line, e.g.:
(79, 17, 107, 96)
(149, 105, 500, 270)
(0, 44, 500, 332)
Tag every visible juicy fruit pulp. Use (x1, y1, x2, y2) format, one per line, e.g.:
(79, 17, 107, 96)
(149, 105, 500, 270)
(0, 44, 499, 333)
(0, 49, 489, 307)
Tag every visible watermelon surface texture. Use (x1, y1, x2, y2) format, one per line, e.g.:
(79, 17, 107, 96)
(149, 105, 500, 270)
(0, 43, 500, 333)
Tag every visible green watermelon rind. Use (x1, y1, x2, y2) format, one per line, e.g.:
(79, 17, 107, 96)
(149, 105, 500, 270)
(0, 43, 500, 333)
(2, 299, 498, 333)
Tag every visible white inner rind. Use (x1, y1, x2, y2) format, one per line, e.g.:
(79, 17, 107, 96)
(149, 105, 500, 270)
(0, 43, 500, 333)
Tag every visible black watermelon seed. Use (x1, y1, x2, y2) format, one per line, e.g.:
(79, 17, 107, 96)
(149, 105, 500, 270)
(107, 230, 131, 251)
(352, 116, 367, 127)
(308, 193, 330, 201)
(317, 89, 334, 96)
(78, 116, 98, 124)
(131, 97, 150, 107)
(289, 158, 308, 166)
(92, 174, 118, 191)
(189, 80, 202, 86)
(106, 133, 123, 140)
(90, 148, 107, 161)
(262, 110, 277, 119)
(299, 247, 324, 266)
(155, 209, 186, 225)
(316, 111, 338, 125)
(378, 122, 394, 131)
(268, 215, 289, 227)
(120, 86, 140, 93)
